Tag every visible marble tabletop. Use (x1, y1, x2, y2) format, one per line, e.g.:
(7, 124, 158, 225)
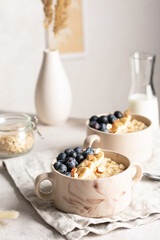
(0, 118, 159, 240)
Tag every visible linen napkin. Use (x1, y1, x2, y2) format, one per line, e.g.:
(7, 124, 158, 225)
(3, 130, 160, 240)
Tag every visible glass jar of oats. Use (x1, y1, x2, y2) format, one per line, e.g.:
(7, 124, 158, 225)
(0, 113, 37, 158)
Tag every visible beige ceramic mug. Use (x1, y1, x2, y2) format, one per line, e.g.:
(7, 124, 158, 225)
(34, 150, 143, 218)
(85, 114, 152, 162)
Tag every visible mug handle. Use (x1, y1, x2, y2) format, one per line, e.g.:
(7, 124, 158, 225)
(34, 172, 54, 200)
(131, 163, 143, 185)
(83, 134, 101, 148)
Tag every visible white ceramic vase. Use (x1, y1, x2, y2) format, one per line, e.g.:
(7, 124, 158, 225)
(35, 49, 72, 125)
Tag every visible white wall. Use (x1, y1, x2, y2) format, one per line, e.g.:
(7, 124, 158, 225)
(0, 0, 160, 119)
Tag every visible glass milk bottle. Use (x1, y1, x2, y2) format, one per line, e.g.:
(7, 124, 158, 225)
(128, 52, 159, 129)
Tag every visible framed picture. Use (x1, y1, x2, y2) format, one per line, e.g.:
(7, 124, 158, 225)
(58, 0, 87, 59)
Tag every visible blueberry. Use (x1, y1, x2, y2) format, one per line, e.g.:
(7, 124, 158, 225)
(66, 157, 77, 170)
(83, 151, 88, 158)
(89, 120, 96, 127)
(65, 148, 73, 156)
(83, 147, 94, 158)
(65, 172, 71, 177)
(98, 115, 108, 124)
(97, 117, 101, 124)
(99, 123, 106, 132)
(89, 121, 100, 130)
(68, 151, 77, 158)
(56, 163, 67, 174)
(76, 153, 84, 163)
(74, 147, 83, 154)
(86, 147, 94, 154)
(57, 159, 66, 164)
(114, 111, 123, 119)
(108, 114, 118, 124)
(57, 152, 67, 161)
(53, 161, 61, 170)
(75, 160, 78, 167)
(89, 115, 98, 122)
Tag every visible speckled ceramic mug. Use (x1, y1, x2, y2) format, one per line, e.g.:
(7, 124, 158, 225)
(34, 150, 142, 218)
(84, 114, 152, 162)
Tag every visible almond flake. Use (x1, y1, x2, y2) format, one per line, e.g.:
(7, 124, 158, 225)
(94, 148, 101, 154)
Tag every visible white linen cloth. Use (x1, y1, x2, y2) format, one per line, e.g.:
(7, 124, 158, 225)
(3, 130, 160, 240)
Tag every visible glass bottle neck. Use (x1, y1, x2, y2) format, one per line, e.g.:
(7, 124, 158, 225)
(129, 52, 156, 97)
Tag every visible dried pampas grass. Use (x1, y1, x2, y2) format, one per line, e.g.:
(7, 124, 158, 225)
(54, 0, 71, 35)
(42, 0, 53, 29)
(42, 0, 71, 38)
(41, 0, 71, 49)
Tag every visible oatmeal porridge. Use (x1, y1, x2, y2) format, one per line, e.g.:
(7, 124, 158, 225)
(89, 110, 147, 134)
(71, 149, 126, 179)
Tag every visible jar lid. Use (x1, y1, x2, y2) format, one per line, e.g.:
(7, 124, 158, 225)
(0, 113, 31, 132)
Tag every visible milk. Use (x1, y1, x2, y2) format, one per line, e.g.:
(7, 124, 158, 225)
(128, 93, 159, 128)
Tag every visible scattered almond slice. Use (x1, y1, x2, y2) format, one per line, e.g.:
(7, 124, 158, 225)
(87, 155, 95, 161)
(120, 117, 130, 128)
(87, 155, 97, 164)
(77, 160, 95, 179)
(110, 121, 124, 133)
(123, 109, 131, 117)
(106, 123, 112, 130)
(95, 171, 105, 178)
(119, 164, 125, 170)
(97, 165, 105, 173)
(71, 167, 78, 178)
(94, 151, 104, 167)
(94, 148, 101, 154)
(0, 210, 19, 220)
(74, 173, 78, 178)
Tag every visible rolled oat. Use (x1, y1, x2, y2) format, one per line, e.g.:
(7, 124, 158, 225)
(0, 132, 34, 155)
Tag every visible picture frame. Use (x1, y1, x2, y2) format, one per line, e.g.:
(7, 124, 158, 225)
(59, 0, 87, 60)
